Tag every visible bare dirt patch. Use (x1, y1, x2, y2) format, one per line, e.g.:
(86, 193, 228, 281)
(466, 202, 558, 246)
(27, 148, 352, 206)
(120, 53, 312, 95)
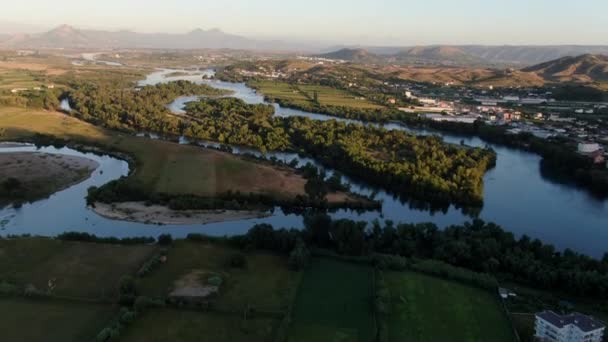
(92, 202, 270, 225)
(169, 269, 220, 299)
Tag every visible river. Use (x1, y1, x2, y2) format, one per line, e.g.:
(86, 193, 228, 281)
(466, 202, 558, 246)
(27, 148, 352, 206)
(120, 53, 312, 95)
(2, 68, 607, 258)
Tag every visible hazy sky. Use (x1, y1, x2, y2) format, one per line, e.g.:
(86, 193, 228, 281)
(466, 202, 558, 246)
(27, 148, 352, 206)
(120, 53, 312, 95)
(1, 0, 607, 45)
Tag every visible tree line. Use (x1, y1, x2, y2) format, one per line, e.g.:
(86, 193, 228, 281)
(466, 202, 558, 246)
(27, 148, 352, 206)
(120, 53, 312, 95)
(232, 215, 608, 300)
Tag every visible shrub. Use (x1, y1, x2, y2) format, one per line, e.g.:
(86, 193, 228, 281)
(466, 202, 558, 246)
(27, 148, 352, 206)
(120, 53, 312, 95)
(137, 254, 162, 277)
(118, 308, 137, 324)
(207, 275, 223, 287)
(372, 254, 410, 271)
(96, 328, 112, 342)
(119, 276, 136, 295)
(0, 281, 19, 296)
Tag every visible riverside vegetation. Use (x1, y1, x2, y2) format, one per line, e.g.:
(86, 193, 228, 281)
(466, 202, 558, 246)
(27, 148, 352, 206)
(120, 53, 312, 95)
(64, 81, 496, 208)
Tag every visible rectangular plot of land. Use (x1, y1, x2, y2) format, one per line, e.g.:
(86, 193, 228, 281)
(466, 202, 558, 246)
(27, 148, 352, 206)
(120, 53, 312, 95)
(0, 298, 115, 342)
(289, 258, 374, 342)
(119, 308, 279, 342)
(385, 271, 515, 342)
(0, 238, 156, 300)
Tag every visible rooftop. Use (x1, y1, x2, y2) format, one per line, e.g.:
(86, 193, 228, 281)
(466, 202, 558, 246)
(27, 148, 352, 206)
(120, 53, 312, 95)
(537, 311, 605, 333)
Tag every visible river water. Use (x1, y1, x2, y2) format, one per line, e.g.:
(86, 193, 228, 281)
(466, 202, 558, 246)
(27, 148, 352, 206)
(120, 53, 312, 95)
(2, 69, 607, 257)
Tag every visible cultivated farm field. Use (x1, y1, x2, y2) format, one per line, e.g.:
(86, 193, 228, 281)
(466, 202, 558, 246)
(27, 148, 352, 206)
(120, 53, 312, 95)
(288, 258, 374, 342)
(249, 80, 383, 110)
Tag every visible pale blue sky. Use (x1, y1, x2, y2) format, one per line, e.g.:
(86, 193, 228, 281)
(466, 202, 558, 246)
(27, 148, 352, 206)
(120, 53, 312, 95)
(1, 0, 606, 45)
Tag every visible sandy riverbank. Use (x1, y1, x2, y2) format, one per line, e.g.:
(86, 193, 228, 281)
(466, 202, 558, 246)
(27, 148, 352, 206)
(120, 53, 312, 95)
(0, 152, 99, 205)
(91, 202, 271, 225)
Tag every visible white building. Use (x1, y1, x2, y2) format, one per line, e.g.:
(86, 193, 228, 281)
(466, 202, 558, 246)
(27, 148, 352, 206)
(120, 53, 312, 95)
(535, 311, 605, 342)
(578, 142, 601, 154)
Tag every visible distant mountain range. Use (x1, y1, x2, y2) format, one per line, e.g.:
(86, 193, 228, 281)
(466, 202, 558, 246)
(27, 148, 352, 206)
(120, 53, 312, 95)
(0, 24, 289, 51)
(320, 46, 608, 66)
(317, 46, 487, 65)
(404, 54, 608, 87)
(2, 25, 608, 66)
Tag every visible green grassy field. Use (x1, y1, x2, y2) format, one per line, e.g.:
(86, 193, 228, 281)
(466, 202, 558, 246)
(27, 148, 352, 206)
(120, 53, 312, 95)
(0, 107, 309, 199)
(250, 80, 383, 110)
(288, 258, 374, 342)
(0, 237, 156, 299)
(250, 80, 309, 106)
(385, 271, 515, 342)
(298, 84, 382, 109)
(119, 308, 279, 342)
(137, 240, 301, 311)
(0, 298, 115, 342)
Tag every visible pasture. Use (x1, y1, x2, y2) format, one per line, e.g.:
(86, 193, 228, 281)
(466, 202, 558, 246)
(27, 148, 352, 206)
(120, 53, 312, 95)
(288, 258, 374, 342)
(0, 298, 115, 342)
(384, 271, 514, 342)
(119, 308, 279, 342)
(136, 240, 301, 311)
(0, 237, 156, 300)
